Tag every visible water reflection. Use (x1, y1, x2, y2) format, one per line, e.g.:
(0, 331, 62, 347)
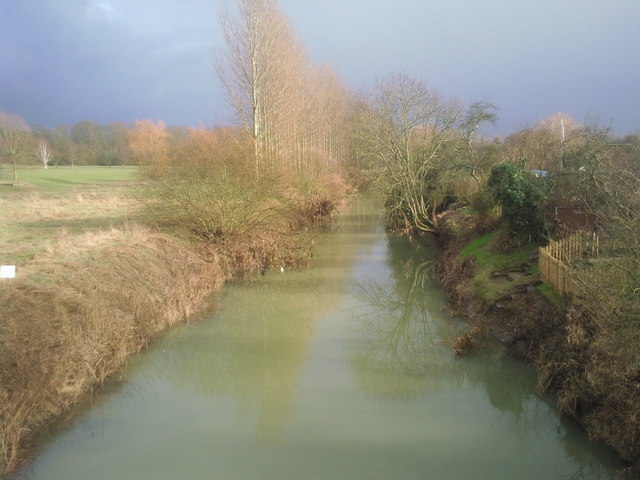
(350, 234, 460, 398)
(156, 281, 317, 443)
(154, 197, 383, 444)
(349, 232, 618, 478)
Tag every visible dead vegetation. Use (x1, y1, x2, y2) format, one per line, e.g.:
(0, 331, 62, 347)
(0, 225, 224, 474)
(450, 326, 486, 357)
(534, 294, 640, 475)
(0, 184, 142, 265)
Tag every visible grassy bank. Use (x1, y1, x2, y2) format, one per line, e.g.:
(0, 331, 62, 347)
(0, 167, 343, 476)
(435, 205, 639, 475)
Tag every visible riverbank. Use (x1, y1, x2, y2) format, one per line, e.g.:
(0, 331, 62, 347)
(0, 169, 345, 477)
(434, 204, 639, 476)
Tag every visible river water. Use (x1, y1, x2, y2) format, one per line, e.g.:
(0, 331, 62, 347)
(13, 197, 618, 480)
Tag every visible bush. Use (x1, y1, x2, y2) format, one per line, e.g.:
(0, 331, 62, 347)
(284, 172, 347, 229)
(469, 189, 501, 232)
(487, 162, 547, 243)
(141, 129, 290, 240)
(148, 163, 284, 240)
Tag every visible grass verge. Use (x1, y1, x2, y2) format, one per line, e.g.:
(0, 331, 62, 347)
(536, 282, 563, 307)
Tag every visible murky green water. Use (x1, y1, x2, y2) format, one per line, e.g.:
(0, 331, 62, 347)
(13, 198, 618, 480)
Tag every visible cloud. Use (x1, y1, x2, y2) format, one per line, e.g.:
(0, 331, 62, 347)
(1, 0, 639, 132)
(0, 0, 223, 127)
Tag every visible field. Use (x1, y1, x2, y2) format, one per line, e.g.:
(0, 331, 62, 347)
(0, 166, 142, 266)
(0, 165, 138, 188)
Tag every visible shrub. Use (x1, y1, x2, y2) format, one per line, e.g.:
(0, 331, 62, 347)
(148, 163, 284, 240)
(486, 162, 547, 243)
(141, 129, 289, 240)
(469, 188, 501, 232)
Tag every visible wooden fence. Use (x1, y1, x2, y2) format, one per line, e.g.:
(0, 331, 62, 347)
(539, 231, 599, 295)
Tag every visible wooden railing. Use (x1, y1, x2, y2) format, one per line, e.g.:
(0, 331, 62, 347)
(539, 231, 599, 295)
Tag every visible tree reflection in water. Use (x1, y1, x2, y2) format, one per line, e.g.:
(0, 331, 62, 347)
(350, 234, 462, 399)
(153, 200, 373, 445)
(349, 233, 617, 478)
(155, 280, 317, 444)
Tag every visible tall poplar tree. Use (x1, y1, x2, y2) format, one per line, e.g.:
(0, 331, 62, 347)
(216, 0, 350, 177)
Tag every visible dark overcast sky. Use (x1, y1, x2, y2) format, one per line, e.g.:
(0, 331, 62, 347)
(1, 0, 639, 134)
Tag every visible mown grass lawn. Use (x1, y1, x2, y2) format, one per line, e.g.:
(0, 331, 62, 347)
(0, 166, 143, 266)
(0, 165, 139, 190)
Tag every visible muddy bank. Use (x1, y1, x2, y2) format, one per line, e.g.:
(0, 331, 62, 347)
(433, 209, 639, 476)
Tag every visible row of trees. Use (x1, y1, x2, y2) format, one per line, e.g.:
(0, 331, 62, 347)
(2, 0, 352, 198)
(0, 112, 141, 180)
(217, 0, 350, 177)
(347, 72, 639, 243)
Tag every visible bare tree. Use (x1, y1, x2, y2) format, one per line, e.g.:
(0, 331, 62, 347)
(217, 0, 301, 175)
(0, 111, 32, 181)
(354, 73, 465, 233)
(128, 120, 170, 168)
(216, 0, 350, 178)
(36, 140, 53, 169)
(501, 113, 580, 173)
(447, 101, 498, 188)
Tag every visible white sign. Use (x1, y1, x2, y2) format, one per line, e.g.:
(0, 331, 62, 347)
(0, 265, 16, 279)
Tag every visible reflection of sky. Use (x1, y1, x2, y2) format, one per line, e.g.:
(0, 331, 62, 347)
(1, 0, 639, 133)
(13, 199, 618, 480)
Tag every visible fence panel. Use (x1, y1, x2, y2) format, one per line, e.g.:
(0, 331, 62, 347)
(539, 231, 598, 296)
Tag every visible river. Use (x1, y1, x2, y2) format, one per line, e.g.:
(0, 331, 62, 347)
(12, 197, 618, 480)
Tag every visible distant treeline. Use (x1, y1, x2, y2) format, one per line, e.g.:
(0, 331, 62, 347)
(0, 118, 222, 168)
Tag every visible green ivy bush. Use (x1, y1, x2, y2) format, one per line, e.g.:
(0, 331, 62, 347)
(486, 162, 547, 243)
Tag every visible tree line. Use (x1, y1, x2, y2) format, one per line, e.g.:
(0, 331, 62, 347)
(0, 115, 139, 179)
(1, 0, 638, 248)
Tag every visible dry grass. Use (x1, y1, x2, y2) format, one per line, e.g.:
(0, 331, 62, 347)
(215, 230, 314, 279)
(450, 327, 485, 357)
(0, 181, 224, 475)
(0, 184, 143, 265)
(284, 173, 349, 230)
(534, 301, 640, 472)
(0, 225, 223, 474)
